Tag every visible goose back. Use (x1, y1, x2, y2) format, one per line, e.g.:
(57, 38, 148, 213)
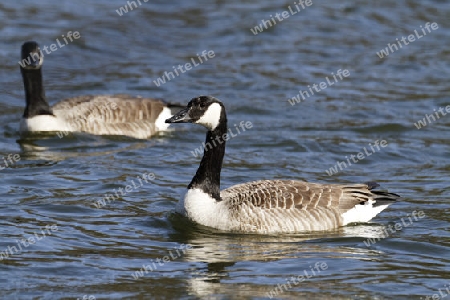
(52, 94, 171, 139)
(219, 180, 398, 233)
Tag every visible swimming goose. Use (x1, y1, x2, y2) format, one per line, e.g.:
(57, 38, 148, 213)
(165, 96, 400, 234)
(19, 41, 174, 139)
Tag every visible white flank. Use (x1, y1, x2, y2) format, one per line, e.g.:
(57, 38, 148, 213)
(342, 200, 390, 226)
(196, 103, 222, 131)
(179, 188, 236, 231)
(20, 115, 72, 133)
(155, 107, 172, 131)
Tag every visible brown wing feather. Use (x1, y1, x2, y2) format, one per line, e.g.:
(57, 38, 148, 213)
(221, 180, 392, 213)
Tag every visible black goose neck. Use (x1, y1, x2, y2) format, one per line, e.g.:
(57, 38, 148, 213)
(188, 117, 227, 202)
(21, 67, 52, 118)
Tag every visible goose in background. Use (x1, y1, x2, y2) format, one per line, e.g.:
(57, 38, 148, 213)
(165, 96, 400, 234)
(19, 41, 176, 139)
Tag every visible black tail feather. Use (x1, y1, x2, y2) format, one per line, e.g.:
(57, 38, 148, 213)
(367, 182, 401, 206)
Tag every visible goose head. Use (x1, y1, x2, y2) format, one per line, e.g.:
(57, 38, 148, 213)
(20, 41, 44, 70)
(165, 96, 226, 131)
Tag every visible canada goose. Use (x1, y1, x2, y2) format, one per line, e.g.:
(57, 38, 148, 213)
(165, 96, 400, 234)
(19, 41, 174, 139)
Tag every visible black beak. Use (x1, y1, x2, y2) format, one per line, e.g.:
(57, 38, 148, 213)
(165, 107, 192, 123)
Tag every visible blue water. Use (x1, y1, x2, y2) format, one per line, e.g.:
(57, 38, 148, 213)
(1, 0, 449, 299)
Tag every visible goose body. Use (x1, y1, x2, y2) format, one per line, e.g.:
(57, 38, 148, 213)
(166, 96, 400, 234)
(19, 41, 173, 139)
(20, 94, 172, 139)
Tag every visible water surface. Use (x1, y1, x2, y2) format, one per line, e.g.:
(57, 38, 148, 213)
(1, 0, 449, 299)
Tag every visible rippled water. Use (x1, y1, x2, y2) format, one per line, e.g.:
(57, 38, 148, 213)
(1, 0, 449, 299)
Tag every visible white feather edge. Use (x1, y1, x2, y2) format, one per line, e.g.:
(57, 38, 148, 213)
(342, 200, 390, 225)
(20, 115, 73, 133)
(177, 188, 237, 231)
(155, 106, 172, 132)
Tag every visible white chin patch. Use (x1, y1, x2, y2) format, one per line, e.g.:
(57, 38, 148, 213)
(195, 103, 222, 131)
(155, 107, 172, 131)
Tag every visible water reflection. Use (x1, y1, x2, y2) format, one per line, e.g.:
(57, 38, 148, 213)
(162, 209, 386, 267)
(17, 133, 151, 162)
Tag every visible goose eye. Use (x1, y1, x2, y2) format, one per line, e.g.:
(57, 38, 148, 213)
(199, 102, 206, 108)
